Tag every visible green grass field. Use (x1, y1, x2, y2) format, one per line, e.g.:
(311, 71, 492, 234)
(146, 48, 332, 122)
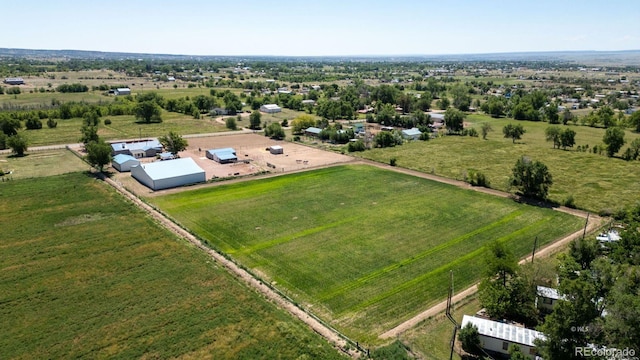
(0, 149, 88, 179)
(17, 110, 227, 146)
(150, 165, 583, 343)
(359, 114, 640, 213)
(0, 173, 343, 359)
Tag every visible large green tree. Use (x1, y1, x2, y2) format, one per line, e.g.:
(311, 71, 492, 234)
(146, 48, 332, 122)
(135, 101, 162, 123)
(0, 116, 21, 136)
(80, 124, 99, 145)
(249, 110, 262, 130)
(264, 123, 285, 140)
(503, 123, 526, 143)
(478, 242, 537, 324)
(509, 156, 552, 199)
(444, 107, 465, 134)
(458, 323, 481, 355)
(629, 110, 640, 132)
(7, 133, 28, 156)
(545, 126, 562, 149)
(158, 131, 188, 156)
(290, 114, 316, 134)
(450, 83, 471, 111)
(85, 139, 112, 172)
(602, 127, 625, 157)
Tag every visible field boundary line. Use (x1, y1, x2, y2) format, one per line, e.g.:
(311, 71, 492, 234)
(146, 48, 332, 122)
(94, 171, 364, 358)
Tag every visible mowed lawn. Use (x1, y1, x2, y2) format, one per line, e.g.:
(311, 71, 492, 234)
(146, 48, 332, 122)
(0, 173, 343, 359)
(359, 115, 640, 214)
(151, 165, 583, 342)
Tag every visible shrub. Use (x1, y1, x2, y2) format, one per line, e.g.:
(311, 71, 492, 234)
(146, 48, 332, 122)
(390, 157, 397, 166)
(563, 195, 576, 209)
(225, 117, 237, 130)
(347, 140, 366, 152)
(25, 117, 43, 130)
(103, 119, 112, 125)
(47, 118, 58, 128)
(468, 170, 490, 187)
(467, 128, 479, 137)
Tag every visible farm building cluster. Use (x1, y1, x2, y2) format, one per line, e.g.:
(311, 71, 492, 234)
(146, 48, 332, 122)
(109, 134, 352, 192)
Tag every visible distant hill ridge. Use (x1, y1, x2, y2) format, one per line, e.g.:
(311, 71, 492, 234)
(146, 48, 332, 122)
(1, 47, 639, 65)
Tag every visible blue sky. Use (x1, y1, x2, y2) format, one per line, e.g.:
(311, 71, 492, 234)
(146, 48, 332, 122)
(3, 0, 639, 56)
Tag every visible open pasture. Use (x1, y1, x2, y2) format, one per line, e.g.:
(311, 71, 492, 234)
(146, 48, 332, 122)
(151, 164, 583, 342)
(0, 149, 87, 179)
(16, 110, 226, 146)
(360, 114, 640, 213)
(0, 173, 342, 359)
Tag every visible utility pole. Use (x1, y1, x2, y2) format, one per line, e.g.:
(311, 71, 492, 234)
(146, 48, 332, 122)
(531, 236, 538, 264)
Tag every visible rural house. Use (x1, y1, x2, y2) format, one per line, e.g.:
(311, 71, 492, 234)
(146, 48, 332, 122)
(305, 127, 322, 137)
(111, 140, 163, 158)
(536, 286, 565, 312)
(131, 158, 205, 190)
(461, 315, 544, 359)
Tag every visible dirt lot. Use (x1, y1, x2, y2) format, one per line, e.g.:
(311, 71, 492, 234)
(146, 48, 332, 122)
(182, 133, 353, 179)
(111, 133, 354, 195)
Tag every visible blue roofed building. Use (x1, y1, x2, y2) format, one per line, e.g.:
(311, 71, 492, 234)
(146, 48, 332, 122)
(111, 154, 140, 172)
(111, 139, 163, 158)
(206, 148, 237, 163)
(131, 158, 206, 190)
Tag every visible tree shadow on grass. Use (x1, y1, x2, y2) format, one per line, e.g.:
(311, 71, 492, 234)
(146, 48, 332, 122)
(513, 194, 561, 210)
(7, 153, 28, 158)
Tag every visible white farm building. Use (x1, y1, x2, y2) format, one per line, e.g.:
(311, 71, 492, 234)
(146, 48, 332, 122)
(111, 154, 140, 172)
(131, 158, 206, 190)
(260, 104, 281, 113)
(461, 315, 545, 359)
(114, 87, 131, 96)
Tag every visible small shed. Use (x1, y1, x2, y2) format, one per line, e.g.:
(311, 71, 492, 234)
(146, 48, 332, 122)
(260, 104, 282, 113)
(401, 127, 422, 140)
(305, 127, 322, 137)
(131, 158, 205, 191)
(112, 154, 140, 172)
(461, 315, 544, 359)
(114, 87, 131, 96)
(269, 145, 283, 155)
(206, 148, 237, 163)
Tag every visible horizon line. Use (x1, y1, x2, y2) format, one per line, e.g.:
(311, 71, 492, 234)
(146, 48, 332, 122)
(2, 47, 640, 59)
